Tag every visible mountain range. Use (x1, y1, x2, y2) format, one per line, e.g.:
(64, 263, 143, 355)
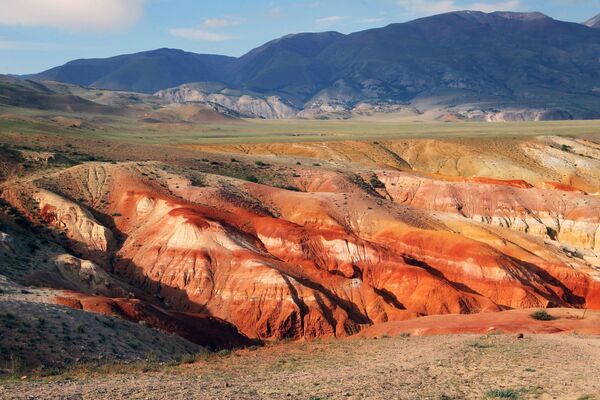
(24, 11, 600, 120)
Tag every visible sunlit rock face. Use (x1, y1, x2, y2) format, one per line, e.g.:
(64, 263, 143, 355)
(4, 152, 600, 341)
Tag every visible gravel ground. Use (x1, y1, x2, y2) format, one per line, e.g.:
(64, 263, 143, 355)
(2, 333, 599, 400)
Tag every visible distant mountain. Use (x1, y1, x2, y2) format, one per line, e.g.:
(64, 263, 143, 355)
(0, 75, 116, 113)
(585, 13, 600, 28)
(28, 11, 600, 119)
(29, 49, 235, 94)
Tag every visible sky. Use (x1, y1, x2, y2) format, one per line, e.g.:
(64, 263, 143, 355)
(0, 0, 598, 74)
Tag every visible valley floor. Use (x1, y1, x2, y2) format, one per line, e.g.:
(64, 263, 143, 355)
(3, 333, 599, 400)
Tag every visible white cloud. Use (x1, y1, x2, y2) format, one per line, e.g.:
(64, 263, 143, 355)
(266, 7, 284, 21)
(0, 39, 33, 50)
(360, 17, 387, 23)
(201, 18, 243, 29)
(315, 15, 345, 26)
(397, 0, 458, 14)
(168, 28, 236, 42)
(396, 0, 521, 15)
(169, 16, 242, 42)
(0, 0, 144, 32)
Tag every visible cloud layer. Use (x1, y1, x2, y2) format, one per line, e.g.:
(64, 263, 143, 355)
(0, 0, 144, 32)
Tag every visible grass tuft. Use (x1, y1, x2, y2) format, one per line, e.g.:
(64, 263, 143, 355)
(486, 388, 519, 399)
(530, 310, 557, 321)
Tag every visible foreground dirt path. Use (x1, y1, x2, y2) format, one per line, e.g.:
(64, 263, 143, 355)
(3, 334, 599, 400)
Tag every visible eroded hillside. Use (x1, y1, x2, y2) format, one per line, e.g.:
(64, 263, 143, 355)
(1, 133, 599, 373)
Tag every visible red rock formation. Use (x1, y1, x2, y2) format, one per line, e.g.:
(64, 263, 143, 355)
(467, 177, 533, 188)
(55, 293, 254, 350)
(6, 162, 600, 342)
(357, 308, 600, 337)
(378, 171, 600, 252)
(538, 181, 584, 193)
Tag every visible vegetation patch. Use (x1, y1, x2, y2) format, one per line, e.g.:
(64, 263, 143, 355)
(486, 388, 519, 399)
(530, 310, 557, 321)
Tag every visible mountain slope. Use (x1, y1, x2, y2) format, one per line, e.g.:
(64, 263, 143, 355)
(584, 13, 600, 28)
(310, 11, 600, 111)
(30, 49, 235, 94)
(0, 75, 118, 113)
(227, 32, 345, 100)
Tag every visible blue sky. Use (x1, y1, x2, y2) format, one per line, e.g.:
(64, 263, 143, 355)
(0, 0, 598, 74)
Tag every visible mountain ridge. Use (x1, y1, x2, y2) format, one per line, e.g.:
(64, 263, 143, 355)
(26, 10, 600, 119)
(585, 13, 600, 28)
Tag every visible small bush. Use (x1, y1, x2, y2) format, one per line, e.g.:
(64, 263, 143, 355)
(486, 388, 518, 399)
(577, 395, 595, 400)
(243, 175, 259, 183)
(278, 185, 300, 192)
(179, 354, 196, 364)
(530, 310, 556, 321)
(370, 176, 386, 189)
(255, 160, 269, 167)
(469, 341, 493, 349)
(217, 349, 232, 357)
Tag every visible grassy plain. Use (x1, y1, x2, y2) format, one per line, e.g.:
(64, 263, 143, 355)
(2, 106, 600, 146)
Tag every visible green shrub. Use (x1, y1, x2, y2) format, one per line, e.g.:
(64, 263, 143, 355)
(179, 354, 196, 364)
(530, 310, 556, 321)
(243, 175, 259, 183)
(370, 176, 386, 189)
(217, 349, 232, 357)
(486, 388, 518, 399)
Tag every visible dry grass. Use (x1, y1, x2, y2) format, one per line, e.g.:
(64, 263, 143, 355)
(2, 107, 600, 146)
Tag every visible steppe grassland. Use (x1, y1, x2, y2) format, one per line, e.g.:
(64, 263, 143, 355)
(1, 107, 600, 145)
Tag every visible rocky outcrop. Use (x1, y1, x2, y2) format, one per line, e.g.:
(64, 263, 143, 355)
(0, 231, 13, 254)
(455, 108, 574, 121)
(55, 293, 254, 350)
(584, 13, 600, 29)
(379, 171, 600, 252)
(34, 189, 114, 262)
(53, 254, 127, 297)
(155, 83, 298, 119)
(358, 308, 600, 337)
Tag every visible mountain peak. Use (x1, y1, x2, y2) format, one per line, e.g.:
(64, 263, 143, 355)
(584, 13, 600, 28)
(415, 10, 552, 25)
(491, 11, 550, 21)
